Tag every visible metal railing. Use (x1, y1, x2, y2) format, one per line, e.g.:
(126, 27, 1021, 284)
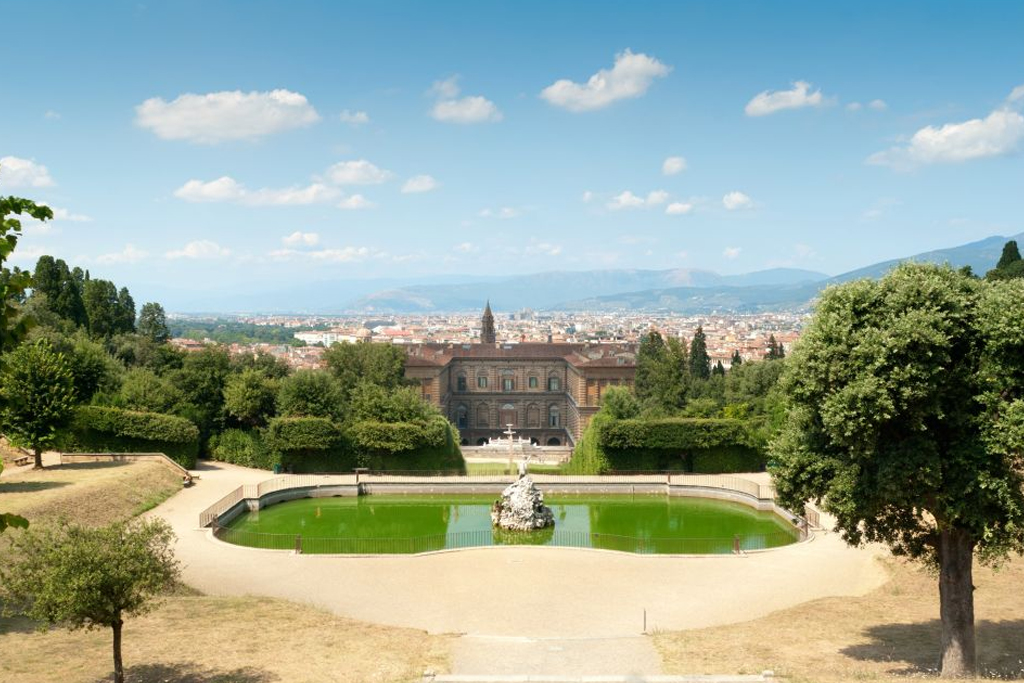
(212, 526, 801, 556)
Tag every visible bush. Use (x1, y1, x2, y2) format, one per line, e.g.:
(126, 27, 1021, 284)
(207, 429, 277, 470)
(349, 416, 464, 471)
(63, 405, 199, 468)
(265, 416, 352, 473)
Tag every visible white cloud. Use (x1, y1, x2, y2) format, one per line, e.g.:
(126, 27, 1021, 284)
(338, 194, 374, 210)
(310, 247, 381, 262)
(6, 244, 46, 263)
(454, 242, 478, 253)
(96, 244, 148, 264)
(173, 177, 338, 206)
(662, 156, 687, 175)
(722, 191, 754, 210)
(479, 207, 519, 219)
(401, 174, 440, 193)
(44, 110, 61, 120)
(665, 201, 694, 215)
(166, 240, 232, 260)
(528, 241, 562, 256)
(867, 107, 1024, 169)
(745, 81, 826, 117)
(723, 246, 742, 259)
(646, 190, 669, 205)
(607, 191, 646, 210)
(540, 49, 671, 112)
(283, 231, 320, 247)
(326, 159, 394, 185)
(868, 99, 888, 111)
(0, 156, 55, 187)
(846, 102, 863, 112)
(432, 96, 502, 124)
(1009, 85, 1024, 103)
(339, 109, 370, 125)
(48, 207, 92, 222)
(581, 190, 594, 203)
(135, 89, 320, 143)
(429, 76, 462, 99)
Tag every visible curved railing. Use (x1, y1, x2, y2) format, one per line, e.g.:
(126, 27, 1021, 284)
(213, 526, 800, 555)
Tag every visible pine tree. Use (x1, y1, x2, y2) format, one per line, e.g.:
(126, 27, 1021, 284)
(712, 360, 726, 377)
(634, 331, 667, 404)
(689, 326, 711, 380)
(730, 350, 743, 367)
(137, 302, 169, 343)
(996, 240, 1021, 270)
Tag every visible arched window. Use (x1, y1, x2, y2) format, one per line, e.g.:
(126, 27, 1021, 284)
(526, 403, 540, 429)
(500, 403, 516, 427)
(455, 404, 468, 429)
(548, 373, 561, 392)
(477, 404, 489, 427)
(456, 373, 467, 392)
(477, 373, 489, 389)
(548, 405, 560, 427)
(546, 437, 561, 446)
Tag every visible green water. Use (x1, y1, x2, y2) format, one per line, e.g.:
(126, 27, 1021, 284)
(221, 494, 800, 554)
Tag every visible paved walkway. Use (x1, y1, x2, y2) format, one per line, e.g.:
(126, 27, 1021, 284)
(149, 461, 888, 675)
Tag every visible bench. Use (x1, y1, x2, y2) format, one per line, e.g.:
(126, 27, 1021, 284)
(13, 455, 32, 467)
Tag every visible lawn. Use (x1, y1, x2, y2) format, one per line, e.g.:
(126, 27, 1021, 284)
(464, 461, 565, 475)
(0, 459, 451, 683)
(654, 552, 1024, 682)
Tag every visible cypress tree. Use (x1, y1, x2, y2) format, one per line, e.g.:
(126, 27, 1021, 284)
(730, 350, 743, 367)
(995, 240, 1021, 270)
(689, 326, 711, 380)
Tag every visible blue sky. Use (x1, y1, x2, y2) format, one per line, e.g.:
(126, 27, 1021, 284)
(2, 0, 1023, 308)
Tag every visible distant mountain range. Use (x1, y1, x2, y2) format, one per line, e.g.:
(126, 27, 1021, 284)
(348, 233, 1022, 314)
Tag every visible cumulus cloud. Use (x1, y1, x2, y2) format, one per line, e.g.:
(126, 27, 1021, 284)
(723, 246, 742, 259)
(337, 194, 374, 210)
(174, 177, 339, 206)
(745, 81, 827, 117)
(867, 87, 1024, 169)
(166, 240, 232, 260)
(326, 159, 394, 185)
(869, 99, 888, 111)
(722, 191, 754, 210)
(401, 174, 440, 193)
(607, 190, 670, 210)
(283, 231, 320, 247)
(429, 76, 502, 124)
(662, 156, 687, 175)
(96, 244, 148, 265)
(339, 109, 370, 125)
(0, 156, 55, 187)
(665, 201, 694, 215)
(135, 89, 320, 143)
(540, 49, 670, 112)
(310, 246, 382, 262)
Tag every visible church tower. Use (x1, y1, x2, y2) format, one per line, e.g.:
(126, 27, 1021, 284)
(480, 300, 496, 344)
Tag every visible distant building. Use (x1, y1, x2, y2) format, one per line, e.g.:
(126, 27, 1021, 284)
(404, 304, 637, 447)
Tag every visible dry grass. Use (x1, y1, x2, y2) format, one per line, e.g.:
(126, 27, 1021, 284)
(654, 552, 1024, 681)
(0, 595, 449, 683)
(0, 460, 183, 526)
(0, 458, 452, 682)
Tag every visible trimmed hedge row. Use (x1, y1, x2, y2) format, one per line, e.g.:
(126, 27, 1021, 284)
(208, 429, 276, 470)
(586, 417, 765, 473)
(62, 405, 200, 468)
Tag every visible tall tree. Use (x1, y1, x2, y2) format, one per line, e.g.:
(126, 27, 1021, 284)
(764, 334, 785, 360)
(82, 278, 120, 337)
(688, 325, 711, 380)
(0, 518, 180, 683)
(771, 264, 1024, 677)
(31, 255, 87, 326)
(223, 368, 278, 428)
(115, 287, 136, 334)
(986, 240, 1024, 281)
(0, 339, 77, 468)
(137, 302, 169, 343)
(634, 331, 667, 405)
(323, 341, 408, 402)
(995, 239, 1021, 270)
(730, 349, 743, 367)
(1, 190, 52, 354)
(277, 369, 345, 420)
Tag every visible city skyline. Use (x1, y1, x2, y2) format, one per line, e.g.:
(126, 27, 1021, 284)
(3, 1, 1023, 309)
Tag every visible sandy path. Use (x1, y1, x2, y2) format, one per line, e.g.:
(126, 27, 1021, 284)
(151, 461, 887, 640)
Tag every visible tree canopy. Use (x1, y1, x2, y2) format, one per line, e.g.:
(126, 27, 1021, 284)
(770, 263, 1024, 677)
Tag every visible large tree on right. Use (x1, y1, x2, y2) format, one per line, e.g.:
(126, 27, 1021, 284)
(771, 263, 1024, 678)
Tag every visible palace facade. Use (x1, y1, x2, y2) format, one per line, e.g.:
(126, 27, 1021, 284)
(404, 304, 637, 446)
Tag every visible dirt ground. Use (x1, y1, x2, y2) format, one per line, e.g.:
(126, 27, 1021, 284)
(654, 553, 1024, 682)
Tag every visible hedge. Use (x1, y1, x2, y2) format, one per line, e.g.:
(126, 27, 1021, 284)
(265, 416, 353, 473)
(62, 405, 200, 468)
(576, 417, 765, 474)
(208, 429, 277, 470)
(349, 416, 464, 471)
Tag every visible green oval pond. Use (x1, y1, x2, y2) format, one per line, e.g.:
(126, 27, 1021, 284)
(220, 494, 800, 554)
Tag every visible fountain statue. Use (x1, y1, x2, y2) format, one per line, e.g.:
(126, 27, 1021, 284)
(491, 446, 555, 531)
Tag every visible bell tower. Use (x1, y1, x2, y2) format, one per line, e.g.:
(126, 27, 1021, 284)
(480, 300, 496, 344)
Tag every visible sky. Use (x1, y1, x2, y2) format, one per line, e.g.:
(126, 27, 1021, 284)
(2, 0, 1024, 309)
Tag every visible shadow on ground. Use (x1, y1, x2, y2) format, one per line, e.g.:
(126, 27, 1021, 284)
(841, 619, 1024, 678)
(92, 662, 279, 683)
(0, 613, 39, 636)
(0, 481, 70, 493)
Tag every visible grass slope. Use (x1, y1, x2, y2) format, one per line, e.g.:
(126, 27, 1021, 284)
(654, 554, 1024, 681)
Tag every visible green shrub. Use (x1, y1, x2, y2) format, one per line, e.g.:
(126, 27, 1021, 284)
(207, 429, 277, 470)
(350, 417, 464, 471)
(63, 405, 199, 468)
(265, 416, 353, 473)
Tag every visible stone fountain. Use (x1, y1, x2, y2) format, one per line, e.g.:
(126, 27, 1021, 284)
(490, 453, 555, 531)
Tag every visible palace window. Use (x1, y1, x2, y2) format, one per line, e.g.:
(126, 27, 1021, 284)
(477, 376, 488, 389)
(456, 405, 468, 429)
(529, 376, 538, 389)
(457, 375, 467, 391)
(548, 376, 560, 391)
(503, 378, 514, 392)
(549, 405, 560, 427)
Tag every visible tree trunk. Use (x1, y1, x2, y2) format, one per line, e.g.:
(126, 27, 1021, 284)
(938, 527, 976, 678)
(32, 446, 42, 470)
(112, 619, 124, 683)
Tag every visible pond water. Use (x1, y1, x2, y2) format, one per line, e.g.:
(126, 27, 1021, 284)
(220, 494, 800, 554)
